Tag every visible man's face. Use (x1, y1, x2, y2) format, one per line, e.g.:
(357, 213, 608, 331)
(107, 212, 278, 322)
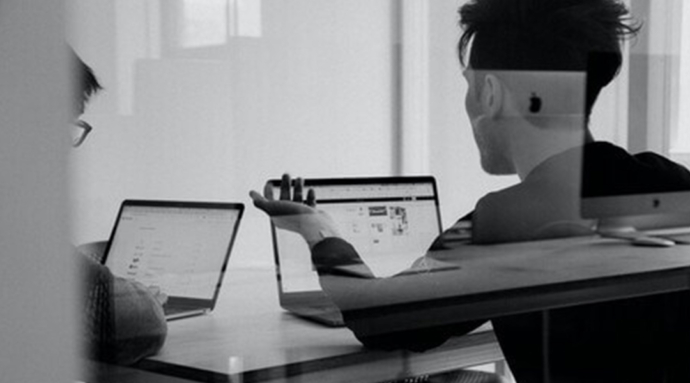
(462, 69, 515, 175)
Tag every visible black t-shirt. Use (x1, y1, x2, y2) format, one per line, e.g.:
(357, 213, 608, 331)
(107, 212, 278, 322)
(311, 142, 690, 382)
(583, 141, 690, 197)
(493, 141, 690, 383)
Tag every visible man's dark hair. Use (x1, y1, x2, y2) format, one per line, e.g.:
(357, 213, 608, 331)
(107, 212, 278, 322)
(69, 47, 103, 113)
(458, 0, 641, 117)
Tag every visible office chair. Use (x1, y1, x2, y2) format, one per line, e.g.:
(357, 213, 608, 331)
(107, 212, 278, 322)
(381, 369, 506, 383)
(428, 369, 507, 383)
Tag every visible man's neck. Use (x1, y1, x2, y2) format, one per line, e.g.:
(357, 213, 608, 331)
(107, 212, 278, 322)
(513, 126, 592, 181)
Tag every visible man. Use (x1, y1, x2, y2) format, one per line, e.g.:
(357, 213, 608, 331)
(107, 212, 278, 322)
(71, 49, 168, 366)
(451, 2, 690, 383)
(251, 0, 690, 382)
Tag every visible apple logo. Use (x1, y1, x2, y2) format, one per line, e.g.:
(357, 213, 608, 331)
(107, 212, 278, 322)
(529, 92, 542, 114)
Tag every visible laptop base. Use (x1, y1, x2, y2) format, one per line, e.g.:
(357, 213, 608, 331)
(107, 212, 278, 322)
(286, 308, 345, 327)
(165, 308, 209, 321)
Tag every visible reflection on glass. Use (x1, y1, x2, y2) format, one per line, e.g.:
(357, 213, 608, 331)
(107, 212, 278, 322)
(583, 52, 690, 228)
(468, 70, 592, 244)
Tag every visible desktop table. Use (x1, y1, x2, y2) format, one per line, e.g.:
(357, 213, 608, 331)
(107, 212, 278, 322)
(335, 235, 690, 335)
(86, 235, 690, 383)
(85, 266, 504, 383)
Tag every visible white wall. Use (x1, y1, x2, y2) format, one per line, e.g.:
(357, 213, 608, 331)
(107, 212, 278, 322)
(0, 1, 75, 381)
(427, 0, 518, 226)
(67, 0, 512, 261)
(68, 0, 397, 267)
(68, 0, 629, 270)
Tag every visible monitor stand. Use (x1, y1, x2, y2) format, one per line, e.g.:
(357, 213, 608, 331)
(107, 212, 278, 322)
(595, 220, 676, 247)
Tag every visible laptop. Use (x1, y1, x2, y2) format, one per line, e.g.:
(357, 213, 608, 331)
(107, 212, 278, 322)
(102, 200, 244, 321)
(268, 176, 443, 326)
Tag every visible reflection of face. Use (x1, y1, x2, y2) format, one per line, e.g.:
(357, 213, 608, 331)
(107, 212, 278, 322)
(462, 69, 515, 175)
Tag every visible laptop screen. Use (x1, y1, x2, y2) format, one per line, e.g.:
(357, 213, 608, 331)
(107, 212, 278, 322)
(104, 201, 243, 301)
(271, 177, 442, 293)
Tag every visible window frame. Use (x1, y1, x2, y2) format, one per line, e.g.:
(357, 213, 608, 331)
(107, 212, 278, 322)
(627, 0, 686, 165)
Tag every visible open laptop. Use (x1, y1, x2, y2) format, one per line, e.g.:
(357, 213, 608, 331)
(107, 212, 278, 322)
(102, 200, 244, 321)
(268, 176, 443, 326)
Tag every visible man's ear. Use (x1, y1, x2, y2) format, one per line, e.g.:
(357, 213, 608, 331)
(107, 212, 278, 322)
(480, 74, 503, 119)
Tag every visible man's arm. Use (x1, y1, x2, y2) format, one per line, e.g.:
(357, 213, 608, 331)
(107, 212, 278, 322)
(78, 251, 167, 365)
(311, 237, 484, 351)
(110, 275, 167, 365)
(251, 175, 484, 351)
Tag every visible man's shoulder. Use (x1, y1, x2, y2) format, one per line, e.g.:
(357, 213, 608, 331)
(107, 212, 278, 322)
(586, 141, 687, 172)
(585, 141, 690, 194)
(633, 151, 690, 177)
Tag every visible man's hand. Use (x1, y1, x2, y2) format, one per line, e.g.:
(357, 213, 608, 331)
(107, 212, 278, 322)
(147, 285, 169, 306)
(250, 174, 340, 249)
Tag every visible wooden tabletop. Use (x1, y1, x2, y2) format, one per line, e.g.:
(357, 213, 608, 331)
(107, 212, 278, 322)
(333, 235, 690, 334)
(99, 235, 690, 382)
(135, 267, 502, 383)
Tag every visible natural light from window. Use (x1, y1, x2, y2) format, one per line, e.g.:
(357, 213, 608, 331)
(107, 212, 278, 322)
(672, 2, 690, 155)
(179, 0, 262, 48)
(180, 0, 228, 48)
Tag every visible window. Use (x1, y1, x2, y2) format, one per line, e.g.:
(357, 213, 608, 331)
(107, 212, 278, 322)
(178, 0, 229, 48)
(176, 0, 262, 49)
(671, 2, 690, 161)
(626, 0, 690, 167)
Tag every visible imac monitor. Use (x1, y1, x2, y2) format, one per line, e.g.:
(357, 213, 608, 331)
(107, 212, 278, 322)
(580, 164, 690, 232)
(581, 53, 690, 236)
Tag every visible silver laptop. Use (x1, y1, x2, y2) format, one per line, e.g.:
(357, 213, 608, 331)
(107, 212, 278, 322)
(268, 176, 443, 326)
(103, 200, 244, 321)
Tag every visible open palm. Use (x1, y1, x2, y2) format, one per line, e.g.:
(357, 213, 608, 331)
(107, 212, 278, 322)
(250, 174, 340, 249)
